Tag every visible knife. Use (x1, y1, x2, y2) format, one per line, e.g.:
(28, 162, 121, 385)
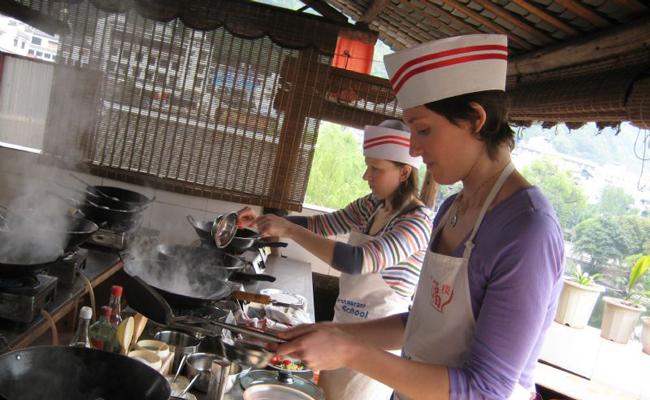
(232, 291, 304, 309)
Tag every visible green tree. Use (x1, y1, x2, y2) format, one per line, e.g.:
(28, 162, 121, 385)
(597, 185, 636, 216)
(305, 123, 369, 209)
(521, 158, 589, 236)
(573, 216, 627, 271)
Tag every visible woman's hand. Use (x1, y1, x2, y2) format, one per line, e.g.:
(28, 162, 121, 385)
(255, 214, 296, 239)
(276, 323, 361, 370)
(237, 207, 257, 228)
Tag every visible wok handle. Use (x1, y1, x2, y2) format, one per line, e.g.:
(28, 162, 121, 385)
(187, 214, 197, 226)
(232, 291, 272, 305)
(229, 272, 276, 283)
(260, 242, 288, 248)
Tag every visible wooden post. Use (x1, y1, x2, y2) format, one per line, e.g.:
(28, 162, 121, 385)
(420, 169, 439, 209)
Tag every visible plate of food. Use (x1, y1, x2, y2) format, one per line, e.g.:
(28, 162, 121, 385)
(268, 355, 311, 374)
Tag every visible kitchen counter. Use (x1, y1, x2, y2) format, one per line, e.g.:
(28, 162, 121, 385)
(0, 246, 122, 352)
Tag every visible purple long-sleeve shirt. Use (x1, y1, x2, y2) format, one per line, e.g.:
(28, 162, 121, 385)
(406, 186, 565, 399)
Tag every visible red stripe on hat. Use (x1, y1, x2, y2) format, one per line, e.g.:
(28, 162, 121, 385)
(364, 140, 411, 150)
(392, 53, 508, 94)
(389, 44, 508, 86)
(364, 135, 410, 146)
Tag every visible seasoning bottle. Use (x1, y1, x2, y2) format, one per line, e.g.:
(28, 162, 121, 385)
(108, 285, 123, 327)
(89, 306, 118, 352)
(69, 306, 92, 348)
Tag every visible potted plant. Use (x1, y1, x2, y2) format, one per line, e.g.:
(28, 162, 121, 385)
(554, 265, 605, 328)
(600, 255, 650, 344)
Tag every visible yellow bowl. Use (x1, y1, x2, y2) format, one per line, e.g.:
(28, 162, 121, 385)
(128, 349, 162, 371)
(136, 339, 171, 359)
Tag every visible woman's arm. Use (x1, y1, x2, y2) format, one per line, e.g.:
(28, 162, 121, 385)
(278, 321, 451, 400)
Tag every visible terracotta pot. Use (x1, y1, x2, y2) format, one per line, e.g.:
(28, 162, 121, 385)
(641, 317, 650, 355)
(600, 296, 646, 344)
(555, 279, 605, 328)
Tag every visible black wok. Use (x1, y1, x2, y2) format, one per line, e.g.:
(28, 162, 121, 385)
(44, 215, 99, 251)
(155, 244, 276, 283)
(186, 215, 287, 254)
(123, 256, 234, 308)
(85, 185, 154, 211)
(0, 253, 62, 275)
(0, 346, 170, 400)
(79, 199, 143, 231)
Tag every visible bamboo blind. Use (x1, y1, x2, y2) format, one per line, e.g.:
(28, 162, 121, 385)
(33, 0, 338, 210)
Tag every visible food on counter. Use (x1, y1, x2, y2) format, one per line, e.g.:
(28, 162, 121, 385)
(270, 355, 306, 371)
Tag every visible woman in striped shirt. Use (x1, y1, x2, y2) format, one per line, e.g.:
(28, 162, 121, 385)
(239, 119, 432, 400)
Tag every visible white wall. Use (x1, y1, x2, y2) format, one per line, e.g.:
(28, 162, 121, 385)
(0, 146, 342, 276)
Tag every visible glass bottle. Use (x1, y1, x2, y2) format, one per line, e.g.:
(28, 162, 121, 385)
(89, 306, 118, 352)
(108, 285, 123, 327)
(69, 306, 92, 348)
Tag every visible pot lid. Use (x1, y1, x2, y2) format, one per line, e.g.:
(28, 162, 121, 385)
(240, 370, 324, 400)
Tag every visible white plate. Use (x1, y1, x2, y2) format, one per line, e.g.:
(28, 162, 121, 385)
(260, 288, 306, 308)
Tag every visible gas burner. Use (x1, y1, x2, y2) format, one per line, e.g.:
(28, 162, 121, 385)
(0, 274, 58, 323)
(47, 248, 87, 288)
(0, 274, 39, 291)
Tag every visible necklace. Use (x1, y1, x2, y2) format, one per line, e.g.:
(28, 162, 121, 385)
(448, 166, 507, 228)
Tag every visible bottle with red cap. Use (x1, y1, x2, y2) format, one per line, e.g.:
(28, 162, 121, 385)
(89, 306, 118, 352)
(108, 285, 123, 327)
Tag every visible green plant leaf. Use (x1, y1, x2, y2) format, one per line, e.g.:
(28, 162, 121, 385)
(629, 255, 650, 291)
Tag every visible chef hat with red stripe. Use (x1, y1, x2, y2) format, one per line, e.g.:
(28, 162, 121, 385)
(384, 34, 508, 110)
(363, 124, 422, 168)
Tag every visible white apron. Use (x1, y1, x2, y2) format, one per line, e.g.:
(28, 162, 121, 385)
(396, 162, 533, 400)
(320, 206, 413, 400)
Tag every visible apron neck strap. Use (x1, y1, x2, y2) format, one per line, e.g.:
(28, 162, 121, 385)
(462, 162, 515, 257)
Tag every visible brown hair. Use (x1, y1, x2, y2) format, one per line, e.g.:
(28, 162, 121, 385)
(390, 162, 420, 211)
(424, 90, 514, 160)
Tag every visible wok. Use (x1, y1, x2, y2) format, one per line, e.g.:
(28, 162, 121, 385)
(0, 346, 170, 400)
(154, 244, 276, 283)
(0, 253, 62, 275)
(186, 215, 287, 254)
(85, 185, 155, 211)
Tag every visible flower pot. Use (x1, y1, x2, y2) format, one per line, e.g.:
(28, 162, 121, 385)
(554, 279, 605, 328)
(600, 296, 646, 344)
(642, 317, 650, 355)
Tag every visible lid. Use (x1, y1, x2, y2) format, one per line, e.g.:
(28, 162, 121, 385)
(240, 370, 324, 400)
(79, 306, 92, 320)
(111, 285, 124, 297)
(212, 212, 238, 248)
(243, 384, 315, 400)
(101, 305, 112, 317)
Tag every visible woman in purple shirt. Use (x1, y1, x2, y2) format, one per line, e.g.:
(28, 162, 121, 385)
(277, 34, 564, 400)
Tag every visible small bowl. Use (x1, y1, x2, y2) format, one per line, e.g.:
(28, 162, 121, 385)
(128, 349, 162, 371)
(222, 341, 274, 368)
(136, 339, 171, 359)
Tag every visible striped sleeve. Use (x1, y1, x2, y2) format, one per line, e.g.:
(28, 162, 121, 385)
(306, 195, 379, 236)
(360, 207, 433, 275)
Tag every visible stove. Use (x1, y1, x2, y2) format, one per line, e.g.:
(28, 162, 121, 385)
(0, 274, 58, 323)
(236, 247, 270, 274)
(47, 248, 87, 288)
(87, 228, 136, 250)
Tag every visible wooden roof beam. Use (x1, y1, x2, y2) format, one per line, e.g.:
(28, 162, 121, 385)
(553, 0, 610, 28)
(508, 0, 579, 37)
(437, 0, 533, 50)
(299, 0, 349, 23)
(471, 0, 554, 45)
(398, 0, 470, 36)
(508, 16, 650, 76)
(610, 0, 647, 14)
(359, 0, 392, 23)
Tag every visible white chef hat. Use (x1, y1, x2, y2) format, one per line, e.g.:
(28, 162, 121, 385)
(363, 121, 422, 168)
(384, 34, 508, 109)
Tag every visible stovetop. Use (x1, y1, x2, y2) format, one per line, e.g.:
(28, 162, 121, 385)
(0, 274, 58, 323)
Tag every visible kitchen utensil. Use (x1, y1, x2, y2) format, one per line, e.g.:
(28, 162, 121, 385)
(128, 349, 162, 371)
(69, 173, 120, 203)
(221, 340, 274, 368)
(206, 358, 232, 400)
(131, 313, 149, 348)
(185, 352, 220, 392)
(232, 291, 304, 309)
(240, 370, 324, 400)
(0, 346, 170, 400)
(136, 339, 170, 359)
(154, 330, 202, 373)
(179, 374, 200, 397)
(116, 316, 134, 355)
(173, 316, 285, 344)
(211, 212, 238, 248)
